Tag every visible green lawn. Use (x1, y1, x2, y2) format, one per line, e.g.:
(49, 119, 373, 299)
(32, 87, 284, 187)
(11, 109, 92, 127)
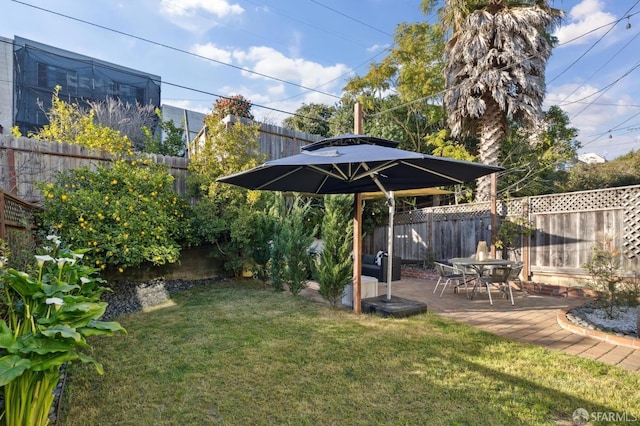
(60, 281, 640, 425)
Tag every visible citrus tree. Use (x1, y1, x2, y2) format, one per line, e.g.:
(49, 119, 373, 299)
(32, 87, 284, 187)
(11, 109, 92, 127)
(36, 159, 191, 272)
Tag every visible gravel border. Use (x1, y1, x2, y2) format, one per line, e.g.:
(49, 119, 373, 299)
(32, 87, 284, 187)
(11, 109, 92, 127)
(566, 301, 638, 338)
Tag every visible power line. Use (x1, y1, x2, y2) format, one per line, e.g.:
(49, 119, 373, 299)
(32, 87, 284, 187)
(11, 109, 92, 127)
(567, 59, 640, 120)
(11, 0, 342, 100)
(307, 0, 393, 37)
(555, 26, 640, 105)
(546, 1, 640, 84)
(581, 108, 640, 149)
(240, 0, 373, 48)
(1, 37, 330, 125)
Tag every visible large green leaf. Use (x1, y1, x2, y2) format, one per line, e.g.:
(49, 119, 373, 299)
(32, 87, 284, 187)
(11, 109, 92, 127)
(0, 321, 21, 352)
(17, 334, 77, 354)
(40, 325, 82, 342)
(4, 269, 42, 297)
(57, 303, 107, 328)
(61, 301, 107, 314)
(78, 352, 104, 375)
(30, 351, 79, 371)
(0, 355, 31, 386)
(42, 283, 80, 296)
(79, 320, 127, 337)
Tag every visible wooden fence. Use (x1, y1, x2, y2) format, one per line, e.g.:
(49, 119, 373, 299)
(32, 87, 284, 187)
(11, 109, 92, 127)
(0, 135, 189, 205)
(365, 185, 640, 287)
(0, 121, 321, 206)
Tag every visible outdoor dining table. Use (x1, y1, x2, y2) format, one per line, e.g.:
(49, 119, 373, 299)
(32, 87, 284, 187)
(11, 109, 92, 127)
(448, 257, 513, 300)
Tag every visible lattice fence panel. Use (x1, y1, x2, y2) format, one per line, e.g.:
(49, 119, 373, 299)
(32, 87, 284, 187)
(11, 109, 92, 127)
(622, 189, 640, 258)
(395, 209, 430, 225)
(529, 187, 632, 213)
(4, 197, 31, 224)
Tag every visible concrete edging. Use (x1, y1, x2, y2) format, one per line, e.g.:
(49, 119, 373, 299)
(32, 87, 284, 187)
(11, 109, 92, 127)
(556, 308, 640, 350)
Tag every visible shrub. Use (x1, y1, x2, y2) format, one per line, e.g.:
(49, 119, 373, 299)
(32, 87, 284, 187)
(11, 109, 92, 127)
(247, 210, 275, 286)
(315, 195, 353, 306)
(267, 194, 315, 294)
(283, 196, 315, 295)
(582, 236, 634, 318)
(36, 159, 191, 272)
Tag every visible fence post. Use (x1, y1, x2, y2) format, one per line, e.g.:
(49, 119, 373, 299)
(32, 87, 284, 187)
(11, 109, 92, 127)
(0, 191, 5, 240)
(522, 199, 530, 281)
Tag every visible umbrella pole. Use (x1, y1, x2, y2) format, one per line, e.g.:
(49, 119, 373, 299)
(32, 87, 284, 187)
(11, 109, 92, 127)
(386, 191, 395, 300)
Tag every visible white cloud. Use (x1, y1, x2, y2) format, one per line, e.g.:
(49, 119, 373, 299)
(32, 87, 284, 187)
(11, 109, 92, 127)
(233, 46, 350, 92)
(554, 0, 616, 47)
(159, 0, 243, 32)
(190, 42, 233, 64)
(546, 83, 610, 133)
(160, 0, 243, 18)
(367, 43, 389, 53)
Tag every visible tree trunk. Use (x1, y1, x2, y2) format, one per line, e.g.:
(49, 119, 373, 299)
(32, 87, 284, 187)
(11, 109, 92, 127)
(476, 99, 505, 202)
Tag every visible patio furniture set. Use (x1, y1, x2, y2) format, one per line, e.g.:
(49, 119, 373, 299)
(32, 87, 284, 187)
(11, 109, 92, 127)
(433, 257, 524, 305)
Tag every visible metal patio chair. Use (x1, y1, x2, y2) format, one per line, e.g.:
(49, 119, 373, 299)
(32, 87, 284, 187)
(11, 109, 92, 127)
(475, 266, 513, 305)
(508, 262, 524, 291)
(433, 262, 466, 297)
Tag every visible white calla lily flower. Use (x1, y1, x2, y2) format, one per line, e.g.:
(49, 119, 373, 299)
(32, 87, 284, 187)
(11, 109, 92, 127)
(35, 255, 55, 267)
(57, 257, 75, 268)
(45, 297, 64, 306)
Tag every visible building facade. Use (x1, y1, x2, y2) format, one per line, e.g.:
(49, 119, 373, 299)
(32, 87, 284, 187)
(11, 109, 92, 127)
(1, 36, 161, 136)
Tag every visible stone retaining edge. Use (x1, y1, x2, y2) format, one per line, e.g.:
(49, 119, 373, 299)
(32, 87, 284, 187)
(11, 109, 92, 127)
(556, 308, 640, 350)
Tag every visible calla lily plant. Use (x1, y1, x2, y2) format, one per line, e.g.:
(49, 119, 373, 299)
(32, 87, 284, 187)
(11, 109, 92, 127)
(0, 237, 126, 426)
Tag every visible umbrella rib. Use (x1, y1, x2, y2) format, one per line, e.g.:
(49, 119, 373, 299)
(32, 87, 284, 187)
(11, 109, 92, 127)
(400, 161, 465, 184)
(256, 166, 305, 189)
(307, 164, 349, 181)
(351, 161, 396, 181)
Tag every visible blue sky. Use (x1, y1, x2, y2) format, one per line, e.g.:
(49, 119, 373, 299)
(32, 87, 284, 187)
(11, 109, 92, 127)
(4, 0, 640, 160)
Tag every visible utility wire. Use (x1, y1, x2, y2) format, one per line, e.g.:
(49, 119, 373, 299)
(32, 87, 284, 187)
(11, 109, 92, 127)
(556, 27, 640, 105)
(11, 0, 341, 100)
(567, 59, 640, 121)
(240, 0, 373, 48)
(546, 0, 640, 84)
(370, 8, 640, 120)
(307, 0, 393, 37)
(0, 37, 330, 125)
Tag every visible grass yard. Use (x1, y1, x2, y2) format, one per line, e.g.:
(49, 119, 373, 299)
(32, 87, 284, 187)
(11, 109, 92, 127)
(60, 280, 640, 425)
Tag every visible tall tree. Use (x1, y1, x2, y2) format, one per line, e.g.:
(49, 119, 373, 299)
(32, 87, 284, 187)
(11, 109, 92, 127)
(213, 94, 255, 120)
(341, 21, 447, 153)
(315, 194, 353, 306)
(439, 0, 563, 200)
(283, 103, 335, 137)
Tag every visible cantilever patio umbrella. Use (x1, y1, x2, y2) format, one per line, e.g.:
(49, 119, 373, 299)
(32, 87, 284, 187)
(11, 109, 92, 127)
(217, 134, 503, 306)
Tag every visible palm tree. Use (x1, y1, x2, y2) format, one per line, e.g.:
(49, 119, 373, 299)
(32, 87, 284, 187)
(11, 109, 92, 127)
(441, 0, 563, 201)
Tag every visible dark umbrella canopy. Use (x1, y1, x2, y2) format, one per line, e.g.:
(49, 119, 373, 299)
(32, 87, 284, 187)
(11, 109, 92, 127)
(217, 133, 503, 194)
(217, 134, 503, 307)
